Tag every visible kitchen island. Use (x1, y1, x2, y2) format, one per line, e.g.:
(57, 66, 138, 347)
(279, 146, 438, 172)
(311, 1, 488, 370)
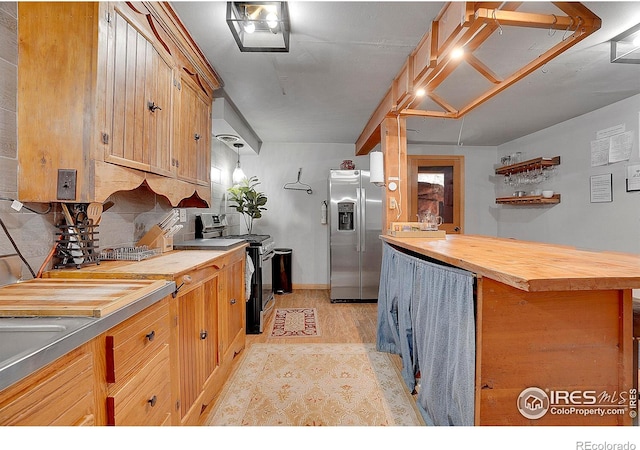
(380, 234, 640, 426)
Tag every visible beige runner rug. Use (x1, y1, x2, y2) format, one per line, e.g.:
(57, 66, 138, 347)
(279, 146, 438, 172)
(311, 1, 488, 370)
(207, 343, 425, 426)
(269, 308, 320, 337)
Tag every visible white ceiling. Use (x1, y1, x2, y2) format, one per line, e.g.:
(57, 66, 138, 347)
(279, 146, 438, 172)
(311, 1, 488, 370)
(171, 1, 640, 153)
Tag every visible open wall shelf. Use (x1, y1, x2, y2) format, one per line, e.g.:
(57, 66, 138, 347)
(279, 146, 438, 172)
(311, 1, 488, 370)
(495, 156, 561, 175)
(496, 194, 561, 205)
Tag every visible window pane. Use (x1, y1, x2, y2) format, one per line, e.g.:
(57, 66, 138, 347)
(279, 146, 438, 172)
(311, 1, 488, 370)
(418, 166, 453, 223)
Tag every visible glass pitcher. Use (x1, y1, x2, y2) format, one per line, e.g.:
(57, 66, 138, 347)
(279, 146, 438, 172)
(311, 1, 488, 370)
(418, 212, 443, 231)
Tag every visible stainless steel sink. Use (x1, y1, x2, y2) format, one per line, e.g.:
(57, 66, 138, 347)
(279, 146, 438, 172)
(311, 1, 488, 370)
(0, 317, 94, 365)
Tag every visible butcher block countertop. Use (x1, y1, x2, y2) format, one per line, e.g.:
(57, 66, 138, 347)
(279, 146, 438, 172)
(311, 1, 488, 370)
(0, 279, 170, 317)
(0, 278, 174, 391)
(43, 247, 247, 280)
(381, 234, 640, 292)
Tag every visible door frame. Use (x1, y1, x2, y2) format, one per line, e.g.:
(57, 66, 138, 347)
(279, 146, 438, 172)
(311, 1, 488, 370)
(408, 155, 465, 234)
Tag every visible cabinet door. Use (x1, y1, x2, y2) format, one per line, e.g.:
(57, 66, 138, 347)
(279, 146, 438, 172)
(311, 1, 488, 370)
(176, 75, 211, 185)
(146, 48, 174, 177)
(177, 285, 205, 419)
(220, 256, 245, 359)
(0, 344, 96, 426)
(176, 274, 219, 422)
(202, 276, 220, 384)
(105, 4, 173, 175)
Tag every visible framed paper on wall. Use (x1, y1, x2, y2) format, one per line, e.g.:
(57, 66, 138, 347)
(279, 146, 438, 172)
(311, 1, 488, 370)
(626, 164, 640, 192)
(590, 173, 613, 203)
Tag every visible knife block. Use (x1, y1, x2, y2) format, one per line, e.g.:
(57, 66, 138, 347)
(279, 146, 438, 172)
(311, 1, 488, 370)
(136, 225, 173, 253)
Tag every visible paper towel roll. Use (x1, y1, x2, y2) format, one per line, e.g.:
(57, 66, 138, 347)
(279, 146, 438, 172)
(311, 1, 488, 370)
(370, 151, 384, 184)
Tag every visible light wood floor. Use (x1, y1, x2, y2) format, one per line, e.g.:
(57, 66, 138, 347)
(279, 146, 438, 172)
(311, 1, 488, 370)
(246, 289, 379, 346)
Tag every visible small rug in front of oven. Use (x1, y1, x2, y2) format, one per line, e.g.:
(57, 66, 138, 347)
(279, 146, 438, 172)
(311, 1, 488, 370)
(269, 308, 320, 338)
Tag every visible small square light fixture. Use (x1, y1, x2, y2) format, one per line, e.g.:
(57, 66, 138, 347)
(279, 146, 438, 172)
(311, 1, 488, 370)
(610, 22, 640, 64)
(226, 2, 290, 53)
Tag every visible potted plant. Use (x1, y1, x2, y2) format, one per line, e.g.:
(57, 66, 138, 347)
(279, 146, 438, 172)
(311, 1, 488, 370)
(227, 176, 268, 235)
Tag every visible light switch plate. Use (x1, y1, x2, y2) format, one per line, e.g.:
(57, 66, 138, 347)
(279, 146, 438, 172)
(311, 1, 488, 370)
(57, 169, 77, 200)
(179, 209, 187, 223)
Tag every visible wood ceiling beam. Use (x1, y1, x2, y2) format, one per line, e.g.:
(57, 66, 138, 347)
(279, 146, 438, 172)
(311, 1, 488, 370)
(426, 91, 458, 113)
(466, 53, 502, 84)
(474, 8, 599, 30)
(456, 19, 597, 117)
(398, 109, 458, 119)
(354, 2, 601, 156)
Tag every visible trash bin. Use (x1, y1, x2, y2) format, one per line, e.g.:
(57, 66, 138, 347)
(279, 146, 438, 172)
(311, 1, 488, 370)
(273, 248, 292, 294)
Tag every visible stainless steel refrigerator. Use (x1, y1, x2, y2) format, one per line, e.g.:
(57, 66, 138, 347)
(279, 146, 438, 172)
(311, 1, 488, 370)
(328, 169, 382, 302)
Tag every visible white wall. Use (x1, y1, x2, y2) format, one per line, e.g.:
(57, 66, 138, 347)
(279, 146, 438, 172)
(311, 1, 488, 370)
(237, 141, 499, 287)
(408, 144, 499, 237)
(497, 94, 640, 253)
(239, 143, 365, 287)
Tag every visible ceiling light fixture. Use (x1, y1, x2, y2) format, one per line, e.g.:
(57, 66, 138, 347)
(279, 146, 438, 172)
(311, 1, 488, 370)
(610, 22, 640, 64)
(232, 143, 247, 184)
(226, 2, 290, 52)
(450, 47, 464, 60)
(415, 88, 426, 97)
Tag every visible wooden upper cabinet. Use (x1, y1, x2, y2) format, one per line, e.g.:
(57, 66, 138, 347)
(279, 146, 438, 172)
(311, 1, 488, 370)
(175, 73, 211, 186)
(17, 2, 219, 205)
(105, 3, 174, 177)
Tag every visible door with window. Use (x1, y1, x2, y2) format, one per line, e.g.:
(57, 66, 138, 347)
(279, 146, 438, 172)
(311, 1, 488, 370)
(408, 155, 464, 234)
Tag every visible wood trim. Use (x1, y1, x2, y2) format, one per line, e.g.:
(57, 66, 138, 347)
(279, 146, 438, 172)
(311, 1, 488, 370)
(407, 155, 464, 234)
(381, 117, 408, 231)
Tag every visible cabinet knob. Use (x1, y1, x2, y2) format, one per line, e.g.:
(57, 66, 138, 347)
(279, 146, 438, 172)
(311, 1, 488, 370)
(147, 101, 162, 112)
(148, 395, 157, 407)
(230, 298, 237, 305)
(145, 330, 155, 342)
(194, 133, 201, 141)
(200, 330, 208, 340)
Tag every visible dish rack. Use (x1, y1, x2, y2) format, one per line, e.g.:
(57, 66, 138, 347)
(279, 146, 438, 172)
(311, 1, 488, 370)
(99, 246, 162, 262)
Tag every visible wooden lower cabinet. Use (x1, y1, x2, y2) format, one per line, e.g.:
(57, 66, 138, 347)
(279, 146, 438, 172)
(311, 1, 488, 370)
(175, 274, 219, 423)
(104, 296, 172, 426)
(0, 343, 97, 426)
(15, 249, 248, 426)
(172, 249, 246, 425)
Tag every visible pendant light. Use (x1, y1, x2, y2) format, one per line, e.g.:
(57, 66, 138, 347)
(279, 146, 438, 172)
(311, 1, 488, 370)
(232, 143, 246, 184)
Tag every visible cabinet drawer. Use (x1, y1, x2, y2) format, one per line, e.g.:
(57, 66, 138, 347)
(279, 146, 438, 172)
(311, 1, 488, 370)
(0, 345, 95, 426)
(106, 297, 170, 384)
(107, 345, 171, 426)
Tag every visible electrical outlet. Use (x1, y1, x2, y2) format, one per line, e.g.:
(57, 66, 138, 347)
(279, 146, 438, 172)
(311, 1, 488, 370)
(389, 198, 397, 210)
(57, 169, 77, 200)
(179, 208, 187, 223)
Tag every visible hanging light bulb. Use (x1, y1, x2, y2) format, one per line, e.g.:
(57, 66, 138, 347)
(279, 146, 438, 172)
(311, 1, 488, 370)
(243, 17, 255, 34)
(266, 12, 278, 29)
(232, 143, 246, 184)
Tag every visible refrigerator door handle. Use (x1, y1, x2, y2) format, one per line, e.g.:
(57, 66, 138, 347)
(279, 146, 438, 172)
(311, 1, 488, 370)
(355, 188, 361, 252)
(361, 187, 366, 252)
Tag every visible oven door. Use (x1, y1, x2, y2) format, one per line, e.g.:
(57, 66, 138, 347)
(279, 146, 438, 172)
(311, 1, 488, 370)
(261, 250, 275, 315)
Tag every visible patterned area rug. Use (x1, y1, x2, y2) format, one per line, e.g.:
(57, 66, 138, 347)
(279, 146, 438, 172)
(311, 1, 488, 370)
(269, 308, 320, 338)
(207, 343, 424, 426)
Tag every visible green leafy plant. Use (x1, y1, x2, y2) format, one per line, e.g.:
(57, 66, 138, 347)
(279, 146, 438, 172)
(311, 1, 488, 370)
(227, 176, 268, 235)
